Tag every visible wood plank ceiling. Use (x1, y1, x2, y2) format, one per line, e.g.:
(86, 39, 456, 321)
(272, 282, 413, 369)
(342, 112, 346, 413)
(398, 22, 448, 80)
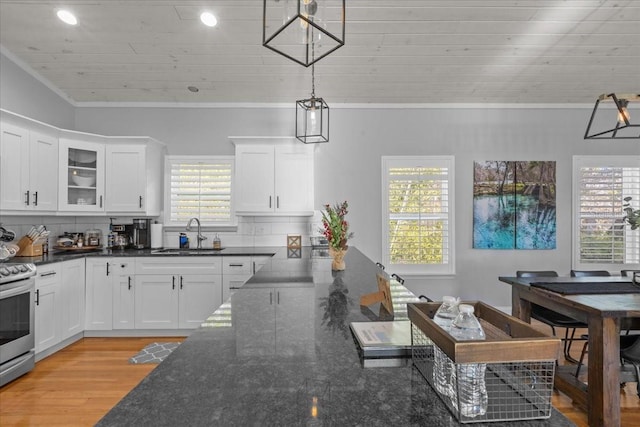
(0, 0, 638, 104)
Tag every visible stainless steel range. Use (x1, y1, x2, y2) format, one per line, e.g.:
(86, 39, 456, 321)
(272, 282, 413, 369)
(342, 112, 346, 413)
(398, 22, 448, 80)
(0, 262, 36, 387)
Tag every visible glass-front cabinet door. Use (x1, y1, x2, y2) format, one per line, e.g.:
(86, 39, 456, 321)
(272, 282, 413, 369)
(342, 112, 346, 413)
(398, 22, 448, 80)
(58, 138, 105, 212)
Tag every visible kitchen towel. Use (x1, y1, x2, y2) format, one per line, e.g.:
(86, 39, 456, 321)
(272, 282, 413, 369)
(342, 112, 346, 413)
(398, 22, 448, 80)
(150, 223, 163, 248)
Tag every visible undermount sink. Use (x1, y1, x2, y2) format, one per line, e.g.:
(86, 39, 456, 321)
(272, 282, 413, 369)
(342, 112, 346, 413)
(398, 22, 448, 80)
(150, 248, 225, 255)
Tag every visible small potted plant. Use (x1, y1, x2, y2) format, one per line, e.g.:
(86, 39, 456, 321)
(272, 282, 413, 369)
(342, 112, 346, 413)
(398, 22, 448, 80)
(623, 197, 639, 230)
(321, 201, 354, 270)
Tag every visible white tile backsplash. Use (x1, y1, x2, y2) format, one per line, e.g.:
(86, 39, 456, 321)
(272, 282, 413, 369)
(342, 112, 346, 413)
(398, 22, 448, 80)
(1, 213, 323, 249)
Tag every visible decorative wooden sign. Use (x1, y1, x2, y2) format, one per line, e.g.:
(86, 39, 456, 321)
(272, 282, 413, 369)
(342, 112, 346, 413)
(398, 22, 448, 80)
(287, 234, 301, 249)
(360, 273, 394, 315)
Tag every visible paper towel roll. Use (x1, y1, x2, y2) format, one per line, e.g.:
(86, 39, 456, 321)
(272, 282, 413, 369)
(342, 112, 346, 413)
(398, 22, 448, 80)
(150, 223, 163, 248)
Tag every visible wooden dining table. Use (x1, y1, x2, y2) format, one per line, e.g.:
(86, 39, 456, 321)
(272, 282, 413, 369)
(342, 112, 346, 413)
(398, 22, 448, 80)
(499, 275, 640, 427)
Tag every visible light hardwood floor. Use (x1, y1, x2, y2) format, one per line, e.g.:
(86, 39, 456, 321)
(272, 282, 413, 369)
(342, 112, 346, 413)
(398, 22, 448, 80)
(0, 336, 638, 426)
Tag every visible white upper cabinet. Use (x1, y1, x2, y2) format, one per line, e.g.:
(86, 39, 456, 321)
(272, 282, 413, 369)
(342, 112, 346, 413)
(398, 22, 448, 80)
(234, 144, 274, 213)
(30, 130, 59, 211)
(105, 139, 165, 215)
(1, 109, 166, 216)
(232, 137, 314, 215)
(106, 145, 146, 212)
(0, 115, 58, 212)
(58, 137, 106, 212)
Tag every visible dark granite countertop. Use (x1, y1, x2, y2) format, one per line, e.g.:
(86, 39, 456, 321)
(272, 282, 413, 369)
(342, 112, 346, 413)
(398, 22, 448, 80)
(9, 246, 279, 266)
(96, 247, 574, 427)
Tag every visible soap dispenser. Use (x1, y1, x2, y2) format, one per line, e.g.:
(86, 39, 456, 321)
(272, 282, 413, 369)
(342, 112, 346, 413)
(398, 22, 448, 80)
(213, 233, 221, 250)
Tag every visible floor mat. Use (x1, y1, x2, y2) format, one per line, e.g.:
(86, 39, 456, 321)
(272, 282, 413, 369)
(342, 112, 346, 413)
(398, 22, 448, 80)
(129, 342, 180, 364)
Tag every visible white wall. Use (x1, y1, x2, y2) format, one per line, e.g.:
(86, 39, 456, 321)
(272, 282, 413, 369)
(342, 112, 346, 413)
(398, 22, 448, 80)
(2, 51, 639, 308)
(75, 104, 639, 307)
(0, 51, 74, 128)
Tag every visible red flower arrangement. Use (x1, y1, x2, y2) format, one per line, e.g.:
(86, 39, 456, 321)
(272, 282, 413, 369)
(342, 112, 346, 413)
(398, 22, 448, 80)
(321, 201, 354, 250)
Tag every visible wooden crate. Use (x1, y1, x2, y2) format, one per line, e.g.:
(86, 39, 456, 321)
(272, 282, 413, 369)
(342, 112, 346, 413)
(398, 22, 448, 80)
(408, 301, 559, 363)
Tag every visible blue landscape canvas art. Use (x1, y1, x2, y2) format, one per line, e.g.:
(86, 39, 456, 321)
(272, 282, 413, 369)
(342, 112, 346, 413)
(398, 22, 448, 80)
(473, 161, 556, 249)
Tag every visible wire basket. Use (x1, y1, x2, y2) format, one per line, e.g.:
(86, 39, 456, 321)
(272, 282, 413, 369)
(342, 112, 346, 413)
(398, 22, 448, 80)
(409, 302, 559, 424)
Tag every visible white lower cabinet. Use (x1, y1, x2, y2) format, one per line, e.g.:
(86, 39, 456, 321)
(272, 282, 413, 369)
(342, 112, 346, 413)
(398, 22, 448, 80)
(232, 285, 314, 356)
(134, 274, 178, 329)
(85, 258, 113, 330)
(86, 257, 136, 330)
(35, 259, 85, 355)
(178, 274, 221, 329)
(134, 257, 222, 329)
(60, 258, 85, 340)
(35, 263, 62, 353)
(112, 259, 135, 330)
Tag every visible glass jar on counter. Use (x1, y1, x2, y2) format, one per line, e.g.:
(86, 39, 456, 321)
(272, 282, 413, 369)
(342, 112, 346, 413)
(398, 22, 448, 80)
(85, 229, 102, 247)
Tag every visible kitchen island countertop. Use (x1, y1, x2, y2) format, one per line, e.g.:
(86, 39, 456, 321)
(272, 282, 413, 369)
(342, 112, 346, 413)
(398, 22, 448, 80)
(96, 247, 573, 426)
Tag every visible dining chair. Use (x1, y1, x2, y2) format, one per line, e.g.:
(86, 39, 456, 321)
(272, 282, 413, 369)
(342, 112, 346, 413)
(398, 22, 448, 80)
(570, 269, 611, 277)
(391, 273, 404, 285)
(621, 270, 639, 277)
(516, 270, 587, 363)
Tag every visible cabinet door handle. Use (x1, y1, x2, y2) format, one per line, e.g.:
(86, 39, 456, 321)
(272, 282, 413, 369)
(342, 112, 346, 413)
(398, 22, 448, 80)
(33, 191, 38, 206)
(229, 263, 244, 267)
(106, 262, 110, 276)
(99, 195, 103, 208)
(277, 291, 280, 305)
(40, 271, 57, 277)
(276, 196, 279, 209)
(128, 276, 132, 290)
(35, 289, 40, 306)
(252, 262, 256, 275)
(139, 195, 143, 208)
(269, 196, 272, 208)
(180, 276, 183, 290)
(25, 190, 30, 206)
(270, 291, 273, 305)
(172, 276, 176, 290)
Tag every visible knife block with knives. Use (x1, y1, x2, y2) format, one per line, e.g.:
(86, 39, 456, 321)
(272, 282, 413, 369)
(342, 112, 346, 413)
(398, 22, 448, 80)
(16, 225, 49, 257)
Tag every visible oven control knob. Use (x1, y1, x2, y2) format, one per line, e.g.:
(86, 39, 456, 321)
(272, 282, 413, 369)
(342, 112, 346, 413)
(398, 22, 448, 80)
(18, 265, 28, 272)
(9, 266, 19, 274)
(0, 267, 10, 276)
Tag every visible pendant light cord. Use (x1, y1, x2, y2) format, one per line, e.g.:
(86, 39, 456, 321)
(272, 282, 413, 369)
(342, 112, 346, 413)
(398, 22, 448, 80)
(311, 63, 315, 98)
(310, 27, 316, 98)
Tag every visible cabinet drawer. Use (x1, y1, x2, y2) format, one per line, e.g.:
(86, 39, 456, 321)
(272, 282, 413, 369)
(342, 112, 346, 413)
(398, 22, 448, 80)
(222, 256, 252, 275)
(136, 256, 221, 275)
(110, 258, 135, 275)
(36, 263, 62, 285)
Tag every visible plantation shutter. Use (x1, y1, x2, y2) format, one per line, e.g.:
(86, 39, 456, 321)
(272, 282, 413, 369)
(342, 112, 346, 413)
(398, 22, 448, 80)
(576, 157, 640, 265)
(167, 157, 234, 225)
(382, 156, 455, 275)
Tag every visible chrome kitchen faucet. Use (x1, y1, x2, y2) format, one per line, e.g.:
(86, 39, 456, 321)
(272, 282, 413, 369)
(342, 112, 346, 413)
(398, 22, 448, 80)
(186, 217, 207, 249)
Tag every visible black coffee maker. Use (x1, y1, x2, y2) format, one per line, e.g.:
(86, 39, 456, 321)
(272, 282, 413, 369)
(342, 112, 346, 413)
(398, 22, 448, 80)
(128, 218, 151, 249)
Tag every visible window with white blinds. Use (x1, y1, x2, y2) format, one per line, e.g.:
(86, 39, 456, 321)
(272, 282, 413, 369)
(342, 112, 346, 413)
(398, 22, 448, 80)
(382, 156, 455, 275)
(573, 156, 640, 268)
(165, 156, 234, 226)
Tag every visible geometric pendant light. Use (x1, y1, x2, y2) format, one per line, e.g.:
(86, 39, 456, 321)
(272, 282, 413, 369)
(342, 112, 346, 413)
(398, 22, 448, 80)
(296, 63, 329, 143)
(263, 0, 345, 67)
(584, 93, 640, 139)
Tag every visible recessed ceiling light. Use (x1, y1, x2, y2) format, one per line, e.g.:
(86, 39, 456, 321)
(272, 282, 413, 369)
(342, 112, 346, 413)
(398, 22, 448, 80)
(200, 11, 217, 27)
(57, 9, 77, 26)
